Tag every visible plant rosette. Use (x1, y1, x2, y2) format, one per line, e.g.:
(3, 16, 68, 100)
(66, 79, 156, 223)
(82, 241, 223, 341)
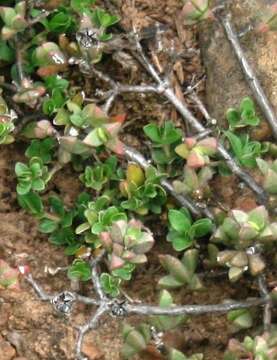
(175, 137, 217, 169)
(15, 157, 50, 195)
(99, 219, 154, 271)
(213, 206, 277, 281)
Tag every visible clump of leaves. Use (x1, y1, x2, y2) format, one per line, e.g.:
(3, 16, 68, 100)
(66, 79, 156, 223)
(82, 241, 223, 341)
(25, 138, 57, 164)
(100, 272, 122, 297)
(224, 330, 277, 360)
(158, 250, 202, 290)
(0, 2, 27, 40)
(80, 156, 120, 192)
(34, 42, 67, 78)
(182, 0, 212, 25)
(39, 196, 76, 248)
(167, 209, 213, 251)
(175, 137, 217, 169)
(150, 290, 187, 331)
(75, 197, 127, 247)
(57, 102, 124, 156)
(77, 9, 120, 64)
(226, 97, 260, 130)
(213, 206, 277, 281)
(99, 218, 154, 271)
(122, 290, 196, 360)
(227, 308, 254, 332)
(224, 131, 268, 168)
(143, 121, 182, 166)
(15, 157, 49, 195)
(120, 165, 167, 215)
(0, 94, 16, 144)
(173, 166, 214, 201)
(67, 258, 91, 281)
(257, 158, 277, 195)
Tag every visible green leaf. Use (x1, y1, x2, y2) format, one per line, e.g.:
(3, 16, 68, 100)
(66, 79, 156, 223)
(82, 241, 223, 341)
(168, 348, 188, 360)
(100, 272, 121, 297)
(190, 218, 213, 238)
(46, 9, 75, 33)
(71, 0, 96, 12)
(168, 209, 191, 234)
(226, 108, 240, 129)
(0, 40, 15, 62)
(39, 218, 58, 233)
(67, 259, 91, 281)
(240, 97, 254, 113)
(17, 192, 44, 216)
(167, 231, 193, 251)
(225, 131, 242, 157)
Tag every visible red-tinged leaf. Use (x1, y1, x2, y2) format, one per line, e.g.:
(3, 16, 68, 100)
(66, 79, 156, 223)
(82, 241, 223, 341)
(104, 122, 122, 136)
(37, 64, 68, 77)
(111, 114, 127, 123)
(187, 151, 205, 168)
(185, 137, 197, 148)
(110, 253, 125, 270)
(106, 138, 125, 155)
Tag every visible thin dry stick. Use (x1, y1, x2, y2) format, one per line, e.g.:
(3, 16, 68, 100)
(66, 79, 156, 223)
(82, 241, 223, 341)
(124, 145, 214, 219)
(258, 274, 272, 332)
(219, 15, 277, 140)
(130, 32, 268, 204)
(25, 267, 269, 360)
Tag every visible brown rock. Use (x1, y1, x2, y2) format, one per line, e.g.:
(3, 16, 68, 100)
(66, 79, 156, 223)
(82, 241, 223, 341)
(0, 335, 16, 360)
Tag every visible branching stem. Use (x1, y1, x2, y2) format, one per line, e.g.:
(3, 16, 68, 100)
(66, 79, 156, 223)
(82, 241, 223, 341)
(219, 15, 277, 140)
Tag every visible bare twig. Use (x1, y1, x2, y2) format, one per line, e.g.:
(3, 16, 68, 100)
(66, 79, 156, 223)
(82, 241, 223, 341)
(219, 15, 277, 140)
(125, 297, 266, 316)
(258, 274, 272, 332)
(124, 145, 214, 219)
(129, 32, 268, 205)
(26, 265, 269, 360)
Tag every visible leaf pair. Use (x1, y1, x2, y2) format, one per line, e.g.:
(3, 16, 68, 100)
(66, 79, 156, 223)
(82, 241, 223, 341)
(158, 250, 202, 290)
(226, 97, 260, 130)
(167, 209, 213, 251)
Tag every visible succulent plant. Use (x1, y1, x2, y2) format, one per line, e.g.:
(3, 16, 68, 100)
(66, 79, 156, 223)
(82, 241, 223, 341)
(0, 121, 14, 144)
(57, 103, 125, 155)
(158, 250, 202, 290)
(173, 166, 214, 201)
(226, 97, 260, 130)
(0, 2, 27, 40)
(122, 323, 151, 359)
(99, 219, 154, 271)
(13, 82, 46, 108)
(257, 158, 277, 195)
(150, 290, 187, 331)
(227, 308, 254, 332)
(75, 199, 127, 244)
(120, 165, 167, 215)
(213, 206, 277, 281)
(34, 42, 67, 77)
(80, 156, 120, 192)
(0, 94, 16, 144)
(175, 137, 217, 169)
(224, 330, 277, 360)
(15, 157, 50, 195)
(167, 208, 213, 251)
